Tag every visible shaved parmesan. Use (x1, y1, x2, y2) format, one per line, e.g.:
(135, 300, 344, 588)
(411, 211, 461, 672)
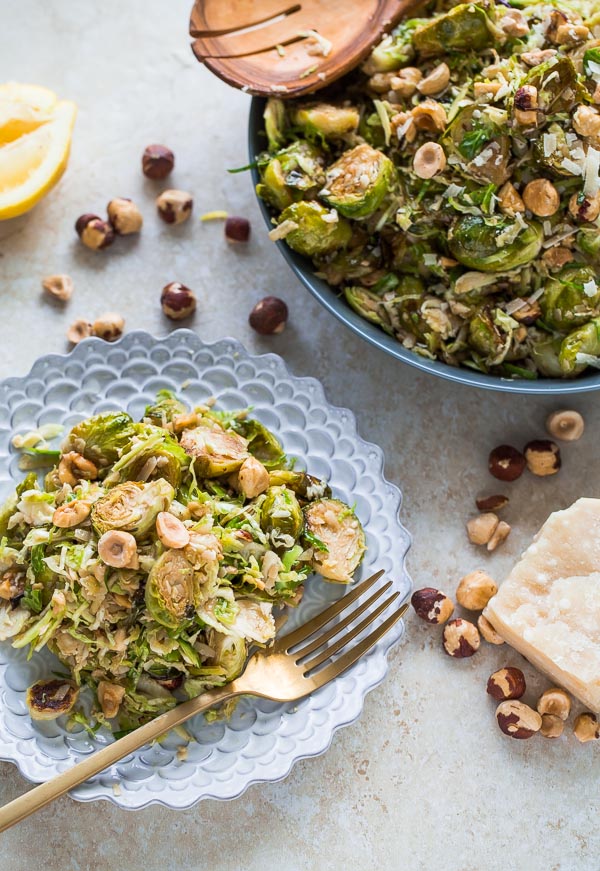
(583, 146, 600, 197)
(583, 278, 598, 297)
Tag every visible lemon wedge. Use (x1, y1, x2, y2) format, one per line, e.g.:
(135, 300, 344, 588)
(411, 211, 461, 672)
(0, 83, 76, 220)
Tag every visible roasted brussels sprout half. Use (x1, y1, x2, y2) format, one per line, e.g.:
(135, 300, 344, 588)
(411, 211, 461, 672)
(448, 215, 543, 273)
(263, 97, 286, 152)
(91, 479, 174, 539)
(180, 423, 249, 478)
(209, 630, 247, 681)
(26, 679, 79, 721)
(469, 308, 513, 366)
(292, 103, 360, 138)
(529, 335, 566, 378)
(268, 469, 331, 500)
(260, 486, 303, 543)
(364, 20, 419, 71)
(144, 389, 188, 426)
(111, 424, 190, 488)
(304, 499, 365, 583)
(533, 124, 578, 178)
(540, 267, 600, 331)
(559, 317, 600, 375)
(278, 201, 352, 257)
(65, 412, 137, 470)
(344, 287, 386, 326)
(578, 227, 600, 262)
(233, 418, 286, 470)
(520, 57, 585, 114)
(145, 549, 197, 629)
(412, 4, 495, 56)
(257, 141, 326, 211)
(443, 106, 510, 186)
(320, 144, 395, 219)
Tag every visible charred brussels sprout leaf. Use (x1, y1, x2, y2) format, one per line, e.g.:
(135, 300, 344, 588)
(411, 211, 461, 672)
(448, 215, 543, 272)
(520, 57, 585, 114)
(345, 287, 385, 325)
(279, 201, 352, 257)
(320, 144, 395, 219)
(66, 412, 137, 469)
(261, 486, 303, 543)
(530, 335, 566, 378)
(92, 479, 174, 539)
(443, 107, 510, 186)
(144, 390, 188, 426)
(304, 499, 365, 583)
(232, 419, 285, 470)
(468, 308, 514, 366)
(541, 267, 600, 331)
(578, 227, 600, 263)
(533, 123, 578, 178)
(26, 679, 79, 721)
(558, 317, 600, 374)
(145, 549, 197, 629)
(180, 423, 249, 477)
(412, 4, 495, 56)
(292, 103, 360, 139)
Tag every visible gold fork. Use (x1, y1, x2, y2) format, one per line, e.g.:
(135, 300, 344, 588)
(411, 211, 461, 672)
(0, 570, 407, 831)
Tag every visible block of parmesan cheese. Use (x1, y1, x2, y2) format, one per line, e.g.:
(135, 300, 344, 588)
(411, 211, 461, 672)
(483, 498, 600, 713)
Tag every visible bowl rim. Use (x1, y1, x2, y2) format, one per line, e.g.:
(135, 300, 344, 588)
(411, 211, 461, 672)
(248, 96, 600, 395)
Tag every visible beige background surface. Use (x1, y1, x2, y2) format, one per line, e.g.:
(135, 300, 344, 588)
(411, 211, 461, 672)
(1, 2, 599, 869)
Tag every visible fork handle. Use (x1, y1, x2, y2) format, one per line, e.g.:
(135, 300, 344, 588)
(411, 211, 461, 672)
(0, 680, 244, 833)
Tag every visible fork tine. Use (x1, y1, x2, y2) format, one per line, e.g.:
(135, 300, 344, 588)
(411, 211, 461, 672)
(294, 581, 393, 662)
(271, 570, 384, 654)
(301, 591, 400, 674)
(309, 603, 409, 691)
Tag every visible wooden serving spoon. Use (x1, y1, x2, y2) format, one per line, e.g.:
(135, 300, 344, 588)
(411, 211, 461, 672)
(189, 0, 413, 99)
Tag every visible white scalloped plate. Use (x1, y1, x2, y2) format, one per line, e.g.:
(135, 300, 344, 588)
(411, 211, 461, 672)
(0, 331, 411, 809)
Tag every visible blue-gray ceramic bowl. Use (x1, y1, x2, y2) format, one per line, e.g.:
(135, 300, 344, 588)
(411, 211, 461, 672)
(249, 97, 600, 395)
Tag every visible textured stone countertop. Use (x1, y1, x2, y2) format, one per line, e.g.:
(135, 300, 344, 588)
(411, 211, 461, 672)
(1, 3, 599, 869)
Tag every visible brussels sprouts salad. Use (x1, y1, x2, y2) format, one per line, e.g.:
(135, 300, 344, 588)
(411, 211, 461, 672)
(0, 392, 364, 732)
(256, 0, 600, 379)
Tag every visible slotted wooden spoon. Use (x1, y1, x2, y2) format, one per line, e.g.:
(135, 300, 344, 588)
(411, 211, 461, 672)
(189, 0, 414, 98)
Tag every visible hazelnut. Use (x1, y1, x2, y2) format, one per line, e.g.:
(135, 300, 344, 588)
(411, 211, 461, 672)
(487, 520, 511, 552)
(410, 587, 455, 624)
(487, 666, 526, 701)
(411, 99, 447, 132)
(477, 614, 505, 645)
(155, 512, 190, 549)
(249, 296, 288, 335)
(417, 62, 450, 96)
(107, 197, 143, 235)
(413, 142, 447, 179)
(156, 189, 193, 225)
(475, 494, 509, 512)
(466, 513, 499, 545)
(522, 179, 560, 218)
(497, 181, 525, 217)
(225, 216, 251, 243)
(456, 570, 497, 610)
(58, 451, 98, 486)
(488, 445, 526, 481)
(442, 618, 480, 658)
(52, 500, 91, 528)
(98, 530, 138, 569)
(390, 67, 422, 98)
(499, 9, 529, 36)
(545, 409, 584, 442)
(537, 687, 571, 720)
(67, 319, 93, 344)
(161, 282, 197, 320)
(496, 700, 541, 739)
(512, 299, 542, 326)
(523, 439, 561, 476)
(514, 108, 538, 127)
(75, 214, 115, 250)
(142, 144, 175, 179)
(542, 246, 574, 271)
(514, 85, 538, 112)
(568, 190, 600, 223)
(540, 713, 564, 738)
(92, 313, 125, 342)
(521, 49, 557, 66)
(42, 274, 73, 302)
(237, 456, 270, 498)
(573, 712, 600, 743)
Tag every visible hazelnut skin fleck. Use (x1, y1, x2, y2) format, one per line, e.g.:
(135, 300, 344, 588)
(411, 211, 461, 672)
(456, 570, 497, 610)
(545, 410, 584, 442)
(107, 198, 143, 235)
(488, 445, 526, 481)
(249, 297, 288, 335)
(225, 216, 251, 243)
(573, 712, 600, 743)
(496, 700, 542, 738)
(524, 439, 561, 476)
(442, 618, 480, 658)
(142, 144, 174, 179)
(487, 666, 526, 701)
(537, 687, 571, 721)
(156, 189, 193, 225)
(410, 587, 455, 624)
(476, 494, 509, 512)
(477, 614, 505, 645)
(161, 282, 197, 320)
(75, 214, 115, 250)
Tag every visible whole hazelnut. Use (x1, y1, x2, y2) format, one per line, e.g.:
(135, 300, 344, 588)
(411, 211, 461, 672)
(488, 445, 526, 481)
(466, 513, 499, 545)
(476, 494, 509, 512)
(67, 319, 93, 344)
(456, 569, 497, 610)
(75, 214, 115, 250)
(487, 666, 526, 701)
(442, 618, 480, 658)
(156, 189, 193, 225)
(161, 282, 197, 320)
(92, 313, 125, 342)
(487, 520, 511, 552)
(573, 712, 600, 743)
(545, 409, 584, 442)
(107, 198, 143, 235)
(524, 439, 561, 476)
(142, 144, 175, 179)
(540, 714, 564, 738)
(496, 700, 542, 739)
(225, 216, 251, 243)
(410, 587, 454, 624)
(536, 687, 571, 721)
(42, 274, 73, 302)
(249, 296, 288, 335)
(477, 614, 505, 645)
